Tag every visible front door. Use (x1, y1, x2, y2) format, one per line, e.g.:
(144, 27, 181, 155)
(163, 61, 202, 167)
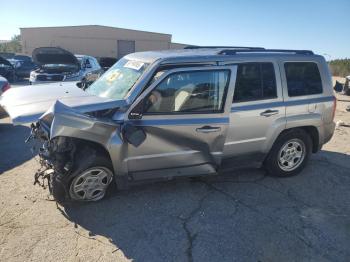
(124, 66, 237, 180)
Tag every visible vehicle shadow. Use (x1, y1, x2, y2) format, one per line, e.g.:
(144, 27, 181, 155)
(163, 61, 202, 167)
(0, 123, 34, 174)
(60, 149, 350, 261)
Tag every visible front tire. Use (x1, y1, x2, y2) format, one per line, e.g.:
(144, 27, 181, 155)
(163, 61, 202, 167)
(50, 150, 115, 203)
(69, 166, 113, 201)
(264, 129, 312, 177)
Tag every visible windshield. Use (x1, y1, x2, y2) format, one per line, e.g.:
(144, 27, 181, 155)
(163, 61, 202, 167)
(7, 59, 22, 67)
(86, 58, 149, 100)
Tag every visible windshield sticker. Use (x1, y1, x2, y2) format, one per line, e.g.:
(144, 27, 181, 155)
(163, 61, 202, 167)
(124, 60, 145, 71)
(106, 70, 121, 83)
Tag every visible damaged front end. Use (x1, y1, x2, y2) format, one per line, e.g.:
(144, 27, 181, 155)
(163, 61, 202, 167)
(28, 122, 76, 193)
(26, 100, 122, 200)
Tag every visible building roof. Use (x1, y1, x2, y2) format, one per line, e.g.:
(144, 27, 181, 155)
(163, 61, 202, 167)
(20, 25, 172, 37)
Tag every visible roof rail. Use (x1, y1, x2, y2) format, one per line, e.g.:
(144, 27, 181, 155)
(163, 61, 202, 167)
(184, 45, 265, 50)
(219, 49, 314, 55)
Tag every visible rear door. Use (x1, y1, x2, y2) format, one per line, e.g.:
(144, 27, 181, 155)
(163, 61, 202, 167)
(124, 66, 237, 180)
(223, 62, 286, 166)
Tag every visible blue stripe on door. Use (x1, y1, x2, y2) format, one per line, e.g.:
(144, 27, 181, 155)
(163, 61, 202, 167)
(231, 96, 334, 112)
(131, 117, 229, 126)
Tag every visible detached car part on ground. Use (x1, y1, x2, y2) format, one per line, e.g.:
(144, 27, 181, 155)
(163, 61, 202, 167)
(0, 47, 336, 204)
(343, 76, 350, 95)
(29, 47, 103, 85)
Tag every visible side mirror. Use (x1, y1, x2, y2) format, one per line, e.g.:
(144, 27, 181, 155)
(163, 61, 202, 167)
(122, 123, 146, 147)
(85, 63, 92, 69)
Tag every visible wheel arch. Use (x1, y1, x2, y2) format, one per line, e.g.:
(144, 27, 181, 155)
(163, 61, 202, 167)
(52, 136, 116, 175)
(269, 125, 320, 154)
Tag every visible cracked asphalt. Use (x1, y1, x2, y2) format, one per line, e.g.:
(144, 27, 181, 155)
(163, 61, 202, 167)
(0, 93, 349, 262)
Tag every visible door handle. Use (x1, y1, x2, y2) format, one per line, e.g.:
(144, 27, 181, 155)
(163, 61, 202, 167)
(196, 126, 221, 133)
(260, 109, 279, 117)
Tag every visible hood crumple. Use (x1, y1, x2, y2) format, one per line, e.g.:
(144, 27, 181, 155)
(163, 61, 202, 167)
(0, 81, 127, 124)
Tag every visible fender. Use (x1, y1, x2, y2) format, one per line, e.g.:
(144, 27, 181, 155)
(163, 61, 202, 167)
(43, 101, 125, 175)
(262, 113, 323, 154)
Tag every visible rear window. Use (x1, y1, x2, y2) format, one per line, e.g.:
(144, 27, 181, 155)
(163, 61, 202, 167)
(233, 62, 277, 102)
(284, 62, 323, 97)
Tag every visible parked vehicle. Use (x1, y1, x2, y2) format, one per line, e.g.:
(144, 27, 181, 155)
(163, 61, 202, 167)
(0, 47, 336, 203)
(98, 57, 118, 72)
(0, 56, 16, 82)
(0, 52, 15, 59)
(29, 47, 103, 84)
(0, 76, 11, 116)
(13, 54, 32, 62)
(8, 58, 38, 79)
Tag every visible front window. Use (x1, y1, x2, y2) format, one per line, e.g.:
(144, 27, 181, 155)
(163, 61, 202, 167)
(86, 58, 149, 100)
(144, 70, 230, 114)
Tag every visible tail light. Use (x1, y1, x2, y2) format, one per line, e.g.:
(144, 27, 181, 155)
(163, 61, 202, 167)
(332, 96, 337, 121)
(2, 82, 11, 93)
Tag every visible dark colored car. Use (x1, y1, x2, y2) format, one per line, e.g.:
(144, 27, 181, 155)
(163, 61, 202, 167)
(8, 58, 38, 79)
(13, 55, 32, 61)
(0, 56, 15, 82)
(0, 52, 15, 59)
(98, 57, 118, 71)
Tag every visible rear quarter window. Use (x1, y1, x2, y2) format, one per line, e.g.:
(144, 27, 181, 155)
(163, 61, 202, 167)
(284, 62, 323, 97)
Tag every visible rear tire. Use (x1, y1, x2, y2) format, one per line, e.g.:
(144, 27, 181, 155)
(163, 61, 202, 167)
(264, 128, 312, 177)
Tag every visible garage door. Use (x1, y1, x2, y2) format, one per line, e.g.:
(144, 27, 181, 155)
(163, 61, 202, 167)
(118, 40, 135, 59)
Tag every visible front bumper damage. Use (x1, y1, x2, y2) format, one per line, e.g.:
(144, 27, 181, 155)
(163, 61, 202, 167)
(27, 122, 75, 194)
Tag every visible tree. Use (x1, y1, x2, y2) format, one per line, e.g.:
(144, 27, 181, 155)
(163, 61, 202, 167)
(0, 34, 22, 53)
(328, 59, 350, 77)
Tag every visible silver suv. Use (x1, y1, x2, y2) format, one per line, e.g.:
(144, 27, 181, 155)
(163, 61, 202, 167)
(0, 47, 336, 203)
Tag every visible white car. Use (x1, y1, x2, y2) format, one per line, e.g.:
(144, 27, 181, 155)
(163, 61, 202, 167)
(29, 47, 103, 85)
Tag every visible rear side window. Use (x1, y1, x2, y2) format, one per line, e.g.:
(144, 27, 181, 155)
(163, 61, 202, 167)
(284, 62, 323, 97)
(233, 63, 277, 102)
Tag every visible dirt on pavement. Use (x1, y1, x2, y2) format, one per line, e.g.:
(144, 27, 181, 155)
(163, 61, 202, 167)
(0, 94, 349, 262)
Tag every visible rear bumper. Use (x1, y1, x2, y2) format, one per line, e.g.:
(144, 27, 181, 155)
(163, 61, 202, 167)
(318, 122, 336, 151)
(323, 122, 336, 144)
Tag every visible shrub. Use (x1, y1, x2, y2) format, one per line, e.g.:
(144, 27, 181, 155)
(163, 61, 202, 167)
(328, 59, 350, 77)
(0, 35, 22, 53)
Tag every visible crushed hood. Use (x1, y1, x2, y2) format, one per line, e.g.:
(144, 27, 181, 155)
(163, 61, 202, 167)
(0, 81, 127, 124)
(0, 56, 13, 67)
(32, 47, 80, 69)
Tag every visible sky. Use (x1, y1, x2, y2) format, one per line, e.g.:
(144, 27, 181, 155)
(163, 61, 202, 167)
(1, 0, 349, 59)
